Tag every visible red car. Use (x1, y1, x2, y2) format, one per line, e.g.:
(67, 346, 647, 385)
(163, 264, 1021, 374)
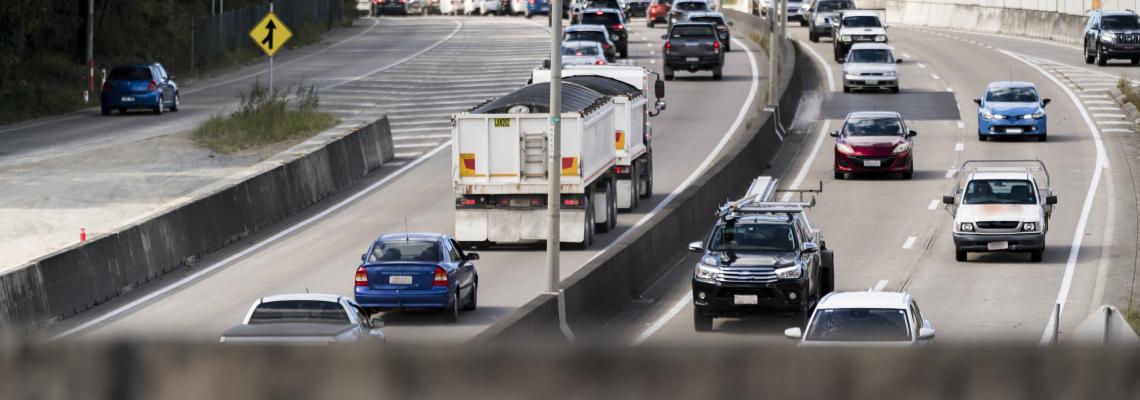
(647, 0, 674, 27)
(831, 111, 917, 180)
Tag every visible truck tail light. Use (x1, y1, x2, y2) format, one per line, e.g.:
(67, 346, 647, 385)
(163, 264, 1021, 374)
(433, 267, 448, 287)
(355, 266, 368, 287)
(615, 130, 625, 150)
(612, 24, 625, 31)
(614, 165, 631, 174)
(713, 40, 721, 53)
(717, 24, 728, 31)
(664, 40, 671, 54)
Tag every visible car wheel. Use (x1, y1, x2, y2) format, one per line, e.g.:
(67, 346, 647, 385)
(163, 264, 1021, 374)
(525, 10, 531, 17)
(664, 66, 674, 80)
(1084, 42, 1095, 64)
(902, 165, 913, 180)
(799, 20, 808, 27)
(1096, 45, 1107, 66)
(955, 249, 967, 262)
(712, 67, 723, 80)
(843, 85, 850, 93)
(725, 41, 731, 52)
(693, 308, 713, 332)
(1038, 133, 1047, 142)
(153, 96, 163, 115)
(890, 86, 900, 94)
(821, 249, 835, 295)
(810, 31, 818, 42)
(1132, 58, 1139, 65)
(101, 106, 111, 116)
(833, 170, 844, 180)
(1030, 250, 1043, 262)
(639, 157, 653, 199)
(446, 292, 460, 323)
(620, 46, 628, 58)
(169, 92, 180, 112)
(462, 280, 477, 311)
(978, 134, 987, 141)
(648, 19, 654, 27)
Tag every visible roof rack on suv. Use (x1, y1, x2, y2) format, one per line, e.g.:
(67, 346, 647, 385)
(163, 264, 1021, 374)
(715, 177, 822, 221)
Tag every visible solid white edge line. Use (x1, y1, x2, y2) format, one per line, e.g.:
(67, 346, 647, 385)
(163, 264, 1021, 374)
(902, 236, 917, 249)
(944, 168, 957, 179)
(1000, 50, 1109, 346)
(872, 280, 888, 292)
(957, 120, 964, 129)
(927, 199, 939, 210)
(954, 142, 964, 152)
(51, 141, 455, 340)
(632, 293, 692, 345)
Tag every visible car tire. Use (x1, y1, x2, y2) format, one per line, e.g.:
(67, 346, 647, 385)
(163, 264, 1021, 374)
(526, 10, 531, 17)
(446, 292, 460, 323)
(639, 157, 653, 199)
(712, 67, 723, 80)
(902, 164, 913, 180)
(101, 106, 111, 116)
(1132, 58, 1139, 65)
(169, 92, 180, 112)
(1038, 133, 1047, 142)
(1030, 250, 1043, 262)
(153, 96, 163, 115)
(648, 19, 655, 27)
(725, 41, 731, 52)
(693, 308, 713, 332)
(890, 86, 900, 94)
(843, 85, 850, 93)
(1096, 45, 1107, 66)
(664, 66, 674, 80)
(620, 46, 628, 58)
(821, 249, 835, 295)
(1084, 42, 1095, 64)
(462, 280, 477, 311)
(810, 31, 818, 42)
(833, 170, 844, 180)
(799, 20, 808, 27)
(955, 249, 967, 262)
(978, 134, 987, 141)
(119, 107, 127, 114)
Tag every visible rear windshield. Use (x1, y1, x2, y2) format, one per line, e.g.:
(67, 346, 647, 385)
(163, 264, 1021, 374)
(816, 0, 854, 12)
(986, 87, 1037, 102)
(566, 31, 607, 42)
(708, 223, 796, 252)
(109, 66, 152, 81)
(847, 49, 893, 63)
(563, 45, 601, 56)
(587, 0, 620, 7)
(581, 13, 621, 25)
(842, 15, 881, 27)
(963, 179, 1036, 205)
(248, 300, 350, 324)
(369, 240, 441, 262)
(1102, 15, 1140, 30)
(655, 0, 674, 5)
(675, 1, 708, 10)
(844, 116, 903, 136)
(689, 16, 726, 25)
(670, 25, 715, 38)
(806, 308, 911, 342)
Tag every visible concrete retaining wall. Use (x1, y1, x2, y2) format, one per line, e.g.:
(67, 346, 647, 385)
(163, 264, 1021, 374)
(473, 11, 812, 343)
(864, 0, 1088, 43)
(0, 116, 395, 332)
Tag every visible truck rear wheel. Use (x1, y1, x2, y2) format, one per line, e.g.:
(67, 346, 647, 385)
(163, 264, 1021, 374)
(566, 191, 595, 250)
(693, 308, 713, 331)
(626, 162, 640, 210)
(664, 66, 674, 81)
(638, 157, 653, 199)
(595, 179, 617, 233)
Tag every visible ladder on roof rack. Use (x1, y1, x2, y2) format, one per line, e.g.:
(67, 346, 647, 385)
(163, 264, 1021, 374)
(715, 177, 822, 220)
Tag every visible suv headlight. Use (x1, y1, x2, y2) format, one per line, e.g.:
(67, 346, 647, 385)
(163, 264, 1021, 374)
(841, 35, 852, 42)
(960, 222, 974, 232)
(694, 256, 720, 283)
(1102, 31, 1117, 42)
(874, 35, 886, 42)
(1022, 222, 1037, 231)
(892, 142, 910, 154)
(836, 142, 855, 154)
(775, 265, 803, 280)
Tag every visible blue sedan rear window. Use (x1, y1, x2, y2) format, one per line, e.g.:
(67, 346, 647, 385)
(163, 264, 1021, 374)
(109, 66, 152, 81)
(370, 241, 441, 262)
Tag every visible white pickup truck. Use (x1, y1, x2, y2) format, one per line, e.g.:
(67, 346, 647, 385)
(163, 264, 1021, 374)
(531, 65, 667, 211)
(942, 160, 1057, 262)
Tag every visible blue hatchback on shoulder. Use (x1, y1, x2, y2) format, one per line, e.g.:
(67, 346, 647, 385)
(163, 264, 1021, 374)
(354, 233, 479, 323)
(975, 81, 1051, 142)
(101, 63, 180, 116)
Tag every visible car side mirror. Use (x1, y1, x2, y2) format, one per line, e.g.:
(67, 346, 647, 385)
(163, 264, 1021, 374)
(655, 99, 667, 112)
(370, 317, 386, 328)
(918, 327, 935, 340)
(973, 98, 982, 106)
(728, 21, 734, 26)
(829, 130, 840, 138)
(655, 79, 666, 98)
(895, 58, 903, 63)
(466, 252, 481, 261)
(1046, 195, 1057, 205)
(661, 34, 668, 40)
(942, 195, 955, 205)
(1042, 98, 1052, 107)
(801, 242, 819, 253)
(688, 241, 704, 253)
(784, 327, 803, 339)
(882, 23, 889, 29)
(907, 130, 917, 137)
(361, 253, 368, 262)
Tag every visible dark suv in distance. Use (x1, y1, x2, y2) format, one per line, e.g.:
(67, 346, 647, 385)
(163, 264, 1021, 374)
(1083, 10, 1140, 66)
(662, 22, 725, 80)
(578, 8, 629, 57)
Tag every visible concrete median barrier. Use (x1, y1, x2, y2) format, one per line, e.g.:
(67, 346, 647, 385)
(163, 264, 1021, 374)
(473, 11, 814, 343)
(0, 115, 394, 333)
(870, 0, 1087, 44)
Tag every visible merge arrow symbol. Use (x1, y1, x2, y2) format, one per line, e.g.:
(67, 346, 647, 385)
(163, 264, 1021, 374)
(261, 20, 277, 50)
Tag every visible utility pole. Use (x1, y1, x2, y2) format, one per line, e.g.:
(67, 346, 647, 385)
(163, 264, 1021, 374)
(766, 0, 778, 107)
(85, 0, 94, 103)
(546, 0, 564, 295)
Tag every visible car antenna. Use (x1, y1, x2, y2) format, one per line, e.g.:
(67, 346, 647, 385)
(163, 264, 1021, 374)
(404, 217, 410, 241)
(305, 287, 310, 293)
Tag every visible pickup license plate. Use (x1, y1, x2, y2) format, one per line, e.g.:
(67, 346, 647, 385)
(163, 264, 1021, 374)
(863, 159, 881, 167)
(121, 96, 135, 102)
(1006, 128, 1023, 134)
(733, 294, 759, 305)
(987, 241, 1009, 251)
(686, 57, 699, 62)
(389, 275, 413, 285)
(865, 80, 878, 85)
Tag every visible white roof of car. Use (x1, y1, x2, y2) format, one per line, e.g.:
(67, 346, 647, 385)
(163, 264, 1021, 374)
(988, 81, 1036, 89)
(842, 10, 880, 17)
(260, 293, 344, 304)
(849, 43, 892, 51)
(566, 24, 609, 32)
(818, 291, 911, 310)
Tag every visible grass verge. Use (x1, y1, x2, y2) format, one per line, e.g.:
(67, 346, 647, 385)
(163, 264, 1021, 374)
(1117, 73, 1140, 111)
(194, 80, 338, 153)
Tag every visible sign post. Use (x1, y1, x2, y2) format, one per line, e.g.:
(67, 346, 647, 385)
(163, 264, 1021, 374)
(547, 0, 563, 296)
(248, 4, 292, 91)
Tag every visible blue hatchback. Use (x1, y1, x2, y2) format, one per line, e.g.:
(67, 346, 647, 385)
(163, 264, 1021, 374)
(354, 233, 479, 323)
(974, 82, 1051, 141)
(101, 63, 180, 116)
(527, 0, 551, 17)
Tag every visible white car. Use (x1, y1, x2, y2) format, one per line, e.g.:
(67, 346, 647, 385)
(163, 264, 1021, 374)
(833, 10, 888, 61)
(509, 0, 528, 14)
(561, 41, 608, 65)
(465, 0, 501, 14)
(784, 291, 934, 346)
(220, 294, 385, 344)
(842, 43, 901, 93)
(943, 160, 1057, 262)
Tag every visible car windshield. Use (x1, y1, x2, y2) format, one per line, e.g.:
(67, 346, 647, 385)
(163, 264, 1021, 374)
(563, 45, 601, 56)
(805, 308, 911, 342)
(962, 179, 1037, 205)
(109, 66, 152, 81)
(708, 223, 796, 252)
(369, 240, 441, 262)
(816, 0, 854, 12)
(587, 0, 620, 7)
(676, 1, 707, 10)
(843, 16, 881, 27)
(986, 87, 1037, 102)
(671, 25, 715, 38)
(1102, 15, 1140, 30)
(844, 116, 904, 136)
(566, 31, 607, 43)
(847, 49, 893, 63)
(248, 300, 351, 325)
(655, 0, 673, 5)
(689, 16, 725, 25)
(581, 13, 621, 25)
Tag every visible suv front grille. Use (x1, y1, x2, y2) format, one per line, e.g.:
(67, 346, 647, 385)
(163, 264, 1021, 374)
(977, 221, 1019, 229)
(716, 267, 777, 283)
(1118, 34, 1140, 45)
(853, 35, 877, 42)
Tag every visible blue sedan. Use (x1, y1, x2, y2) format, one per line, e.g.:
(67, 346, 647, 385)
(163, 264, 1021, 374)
(975, 81, 1051, 141)
(101, 63, 180, 116)
(354, 233, 479, 323)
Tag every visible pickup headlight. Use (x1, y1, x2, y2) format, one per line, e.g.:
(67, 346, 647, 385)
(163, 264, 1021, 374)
(775, 265, 803, 280)
(1102, 31, 1117, 42)
(694, 256, 720, 283)
(841, 35, 852, 42)
(874, 35, 887, 42)
(836, 142, 855, 154)
(1022, 222, 1037, 231)
(892, 142, 910, 154)
(960, 222, 974, 232)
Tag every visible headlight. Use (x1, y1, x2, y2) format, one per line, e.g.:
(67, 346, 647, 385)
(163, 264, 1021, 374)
(836, 142, 855, 154)
(892, 142, 910, 154)
(874, 35, 886, 42)
(694, 256, 720, 283)
(1031, 110, 1046, 119)
(775, 265, 803, 280)
(841, 35, 852, 42)
(1022, 222, 1037, 231)
(883, 70, 897, 76)
(1102, 31, 1117, 42)
(960, 222, 974, 232)
(981, 109, 994, 119)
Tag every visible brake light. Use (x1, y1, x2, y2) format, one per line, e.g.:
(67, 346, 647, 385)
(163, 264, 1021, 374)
(614, 165, 630, 174)
(531, 197, 543, 206)
(664, 40, 671, 54)
(355, 266, 368, 287)
(612, 24, 625, 30)
(563, 198, 582, 206)
(101, 82, 110, 92)
(596, 10, 605, 14)
(530, 0, 535, 3)
(713, 40, 721, 53)
(717, 24, 728, 30)
(462, 199, 477, 205)
(595, 59, 606, 65)
(603, 43, 611, 48)
(147, 81, 157, 91)
(433, 267, 448, 287)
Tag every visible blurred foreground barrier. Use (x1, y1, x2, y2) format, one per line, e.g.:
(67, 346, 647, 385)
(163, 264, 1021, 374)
(1, 342, 1139, 399)
(0, 115, 395, 333)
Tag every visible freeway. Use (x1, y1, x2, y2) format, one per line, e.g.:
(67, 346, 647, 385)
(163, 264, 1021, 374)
(616, 24, 1134, 345)
(52, 16, 769, 343)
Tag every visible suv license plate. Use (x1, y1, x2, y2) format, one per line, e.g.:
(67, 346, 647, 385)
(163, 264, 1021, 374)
(863, 159, 881, 167)
(389, 275, 413, 285)
(686, 57, 699, 62)
(1007, 128, 1023, 134)
(987, 241, 1009, 251)
(733, 294, 759, 305)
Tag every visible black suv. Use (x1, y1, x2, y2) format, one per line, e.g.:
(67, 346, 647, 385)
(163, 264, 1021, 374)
(578, 8, 629, 58)
(1083, 10, 1140, 66)
(661, 22, 725, 80)
(687, 187, 834, 331)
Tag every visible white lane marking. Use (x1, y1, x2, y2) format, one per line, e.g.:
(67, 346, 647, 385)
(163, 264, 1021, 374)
(1086, 106, 1117, 111)
(392, 142, 441, 149)
(902, 52, 912, 58)
(945, 167, 957, 179)
(647, 43, 653, 47)
(902, 235, 917, 249)
(954, 142, 964, 152)
(1101, 128, 1134, 133)
(957, 120, 964, 129)
(51, 140, 455, 340)
(1079, 95, 1109, 99)
(1084, 100, 1115, 105)
(987, 45, 993, 49)
(650, 51, 656, 55)
(917, 63, 927, 69)
(1093, 113, 1128, 118)
(945, 87, 955, 92)
(797, 37, 837, 92)
(1001, 50, 1110, 345)
(650, 59, 656, 64)
(630, 38, 760, 344)
(872, 280, 889, 292)
(927, 199, 939, 210)
(931, 73, 941, 80)
(632, 293, 692, 345)
(1097, 121, 1133, 125)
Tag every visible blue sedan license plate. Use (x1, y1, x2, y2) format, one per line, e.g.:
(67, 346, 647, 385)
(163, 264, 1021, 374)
(121, 96, 135, 102)
(389, 275, 413, 285)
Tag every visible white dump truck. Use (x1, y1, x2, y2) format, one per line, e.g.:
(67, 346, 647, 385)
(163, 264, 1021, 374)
(531, 65, 667, 211)
(942, 160, 1057, 262)
(452, 81, 623, 248)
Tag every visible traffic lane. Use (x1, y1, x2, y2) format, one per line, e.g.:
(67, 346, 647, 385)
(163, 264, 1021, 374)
(0, 18, 458, 166)
(73, 23, 764, 343)
(890, 28, 1109, 341)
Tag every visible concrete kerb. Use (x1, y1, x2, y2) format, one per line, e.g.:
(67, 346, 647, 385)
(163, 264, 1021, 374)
(0, 114, 395, 333)
(472, 12, 811, 344)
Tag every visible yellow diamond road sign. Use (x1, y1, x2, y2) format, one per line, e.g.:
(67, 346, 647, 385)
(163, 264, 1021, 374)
(249, 12, 292, 57)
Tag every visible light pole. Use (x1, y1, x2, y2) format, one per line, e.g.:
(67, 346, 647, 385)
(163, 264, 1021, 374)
(546, 0, 564, 295)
